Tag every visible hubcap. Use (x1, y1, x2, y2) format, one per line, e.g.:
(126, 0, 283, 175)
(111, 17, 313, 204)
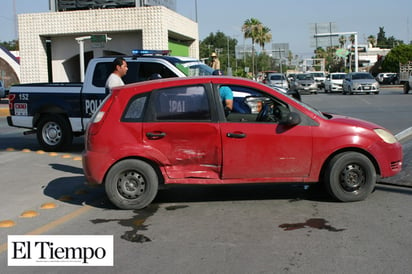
(117, 171, 146, 199)
(339, 164, 365, 192)
(42, 122, 62, 145)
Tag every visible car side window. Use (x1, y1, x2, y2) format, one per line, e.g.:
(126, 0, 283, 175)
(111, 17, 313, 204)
(122, 94, 148, 122)
(135, 62, 178, 82)
(92, 62, 112, 87)
(152, 85, 211, 121)
(224, 85, 288, 123)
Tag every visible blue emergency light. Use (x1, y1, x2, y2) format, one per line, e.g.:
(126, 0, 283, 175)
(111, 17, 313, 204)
(132, 49, 171, 57)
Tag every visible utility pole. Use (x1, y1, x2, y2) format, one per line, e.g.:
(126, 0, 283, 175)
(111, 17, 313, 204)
(314, 32, 359, 72)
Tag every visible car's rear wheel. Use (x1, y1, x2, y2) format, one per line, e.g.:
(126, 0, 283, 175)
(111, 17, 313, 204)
(324, 152, 376, 202)
(105, 159, 159, 209)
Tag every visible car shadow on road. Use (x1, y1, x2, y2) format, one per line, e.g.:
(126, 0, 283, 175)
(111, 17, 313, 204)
(43, 163, 115, 209)
(153, 183, 334, 205)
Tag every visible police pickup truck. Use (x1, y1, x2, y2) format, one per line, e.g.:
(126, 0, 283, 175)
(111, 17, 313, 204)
(7, 50, 215, 151)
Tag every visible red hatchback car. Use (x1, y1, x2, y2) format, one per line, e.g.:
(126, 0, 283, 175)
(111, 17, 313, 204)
(82, 76, 402, 209)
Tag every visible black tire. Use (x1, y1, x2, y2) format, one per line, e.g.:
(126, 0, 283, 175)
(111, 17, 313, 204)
(105, 159, 159, 209)
(36, 114, 73, 151)
(323, 152, 376, 202)
(404, 82, 410, 94)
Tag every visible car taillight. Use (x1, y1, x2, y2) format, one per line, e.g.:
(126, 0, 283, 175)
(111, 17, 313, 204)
(8, 94, 16, 110)
(88, 95, 114, 136)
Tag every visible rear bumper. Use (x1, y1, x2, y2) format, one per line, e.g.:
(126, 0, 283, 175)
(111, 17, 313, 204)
(82, 150, 111, 185)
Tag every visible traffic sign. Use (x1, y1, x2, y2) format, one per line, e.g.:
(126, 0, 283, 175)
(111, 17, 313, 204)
(91, 34, 107, 43)
(336, 48, 349, 58)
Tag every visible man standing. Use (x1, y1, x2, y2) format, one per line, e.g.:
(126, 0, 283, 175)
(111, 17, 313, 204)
(105, 57, 128, 93)
(210, 52, 220, 70)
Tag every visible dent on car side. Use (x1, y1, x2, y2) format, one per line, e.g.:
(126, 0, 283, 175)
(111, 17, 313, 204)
(82, 76, 402, 209)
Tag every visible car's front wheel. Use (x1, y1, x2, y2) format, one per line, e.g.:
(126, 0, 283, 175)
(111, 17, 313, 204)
(105, 159, 159, 209)
(323, 152, 376, 202)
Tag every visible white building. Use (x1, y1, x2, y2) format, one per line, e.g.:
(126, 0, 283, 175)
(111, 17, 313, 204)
(18, 4, 198, 83)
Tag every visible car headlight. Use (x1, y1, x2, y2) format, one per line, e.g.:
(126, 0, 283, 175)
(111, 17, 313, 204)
(374, 128, 398, 144)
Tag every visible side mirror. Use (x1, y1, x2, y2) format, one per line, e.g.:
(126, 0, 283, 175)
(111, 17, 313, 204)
(280, 112, 301, 126)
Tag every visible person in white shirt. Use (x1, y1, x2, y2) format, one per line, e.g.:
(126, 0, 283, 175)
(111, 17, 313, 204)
(105, 57, 128, 93)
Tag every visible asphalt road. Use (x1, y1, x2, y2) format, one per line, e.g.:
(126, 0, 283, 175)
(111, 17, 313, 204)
(1, 88, 412, 273)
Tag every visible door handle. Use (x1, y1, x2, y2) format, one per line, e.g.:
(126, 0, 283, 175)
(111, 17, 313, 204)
(226, 132, 246, 138)
(146, 132, 166, 140)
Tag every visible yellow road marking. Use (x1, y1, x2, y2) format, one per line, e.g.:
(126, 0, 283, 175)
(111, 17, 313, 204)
(20, 210, 39, 218)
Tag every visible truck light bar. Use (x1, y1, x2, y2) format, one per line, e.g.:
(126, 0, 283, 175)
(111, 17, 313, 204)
(132, 49, 171, 57)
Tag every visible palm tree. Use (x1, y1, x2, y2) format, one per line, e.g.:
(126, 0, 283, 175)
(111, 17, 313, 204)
(367, 35, 376, 48)
(349, 34, 355, 45)
(339, 35, 346, 48)
(242, 18, 263, 77)
(255, 26, 272, 50)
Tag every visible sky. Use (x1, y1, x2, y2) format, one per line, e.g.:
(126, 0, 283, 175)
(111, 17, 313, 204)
(1, 0, 411, 58)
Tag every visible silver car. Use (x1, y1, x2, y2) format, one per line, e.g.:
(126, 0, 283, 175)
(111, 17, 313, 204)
(290, 73, 318, 94)
(324, 72, 346, 93)
(342, 72, 380, 95)
(265, 73, 289, 90)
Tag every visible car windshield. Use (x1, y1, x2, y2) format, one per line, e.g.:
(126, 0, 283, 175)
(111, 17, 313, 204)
(311, 73, 324, 77)
(296, 74, 313, 80)
(174, 60, 215, 76)
(332, 74, 346, 79)
(269, 74, 285, 81)
(352, 73, 374, 80)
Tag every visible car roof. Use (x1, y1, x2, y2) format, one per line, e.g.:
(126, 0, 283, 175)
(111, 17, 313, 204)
(111, 76, 281, 97)
(92, 55, 200, 63)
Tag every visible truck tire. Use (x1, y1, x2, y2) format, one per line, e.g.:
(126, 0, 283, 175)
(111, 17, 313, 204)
(36, 114, 73, 151)
(404, 82, 410, 94)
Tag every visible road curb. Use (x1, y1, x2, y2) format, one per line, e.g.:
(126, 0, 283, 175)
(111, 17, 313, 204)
(396, 127, 412, 142)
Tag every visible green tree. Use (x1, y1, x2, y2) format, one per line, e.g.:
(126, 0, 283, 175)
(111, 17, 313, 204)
(199, 31, 238, 74)
(381, 44, 412, 72)
(255, 26, 272, 50)
(0, 40, 19, 50)
(376, 27, 403, 48)
(338, 35, 346, 48)
(367, 35, 376, 47)
(349, 34, 355, 45)
(242, 18, 264, 77)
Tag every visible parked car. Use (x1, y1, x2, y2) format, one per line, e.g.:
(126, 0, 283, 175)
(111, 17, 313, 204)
(290, 73, 318, 94)
(342, 72, 380, 95)
(324, 72, 346, 93)
(260, 70, 277, 84)
(308, 71, 326, 89)
(265, 73, 289, 90)
(0, 80, 5, 98)
(376, 72, 397, 84)
(381, 73, 399, 85)
(82, 76, 402, 209)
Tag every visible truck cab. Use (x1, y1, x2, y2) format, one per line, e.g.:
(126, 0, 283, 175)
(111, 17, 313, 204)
(7, 50, 215, 151)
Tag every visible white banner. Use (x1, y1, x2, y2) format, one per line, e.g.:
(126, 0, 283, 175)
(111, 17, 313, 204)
(8, 235, 113, 266)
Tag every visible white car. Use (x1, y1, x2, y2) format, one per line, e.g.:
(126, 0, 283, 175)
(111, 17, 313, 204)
(265, 73, 289, 90)
(324, 73, 346, 93)
(342, 72, 380, 95)
(308, 71, 326, 89)
(376, 72, 397, 84)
